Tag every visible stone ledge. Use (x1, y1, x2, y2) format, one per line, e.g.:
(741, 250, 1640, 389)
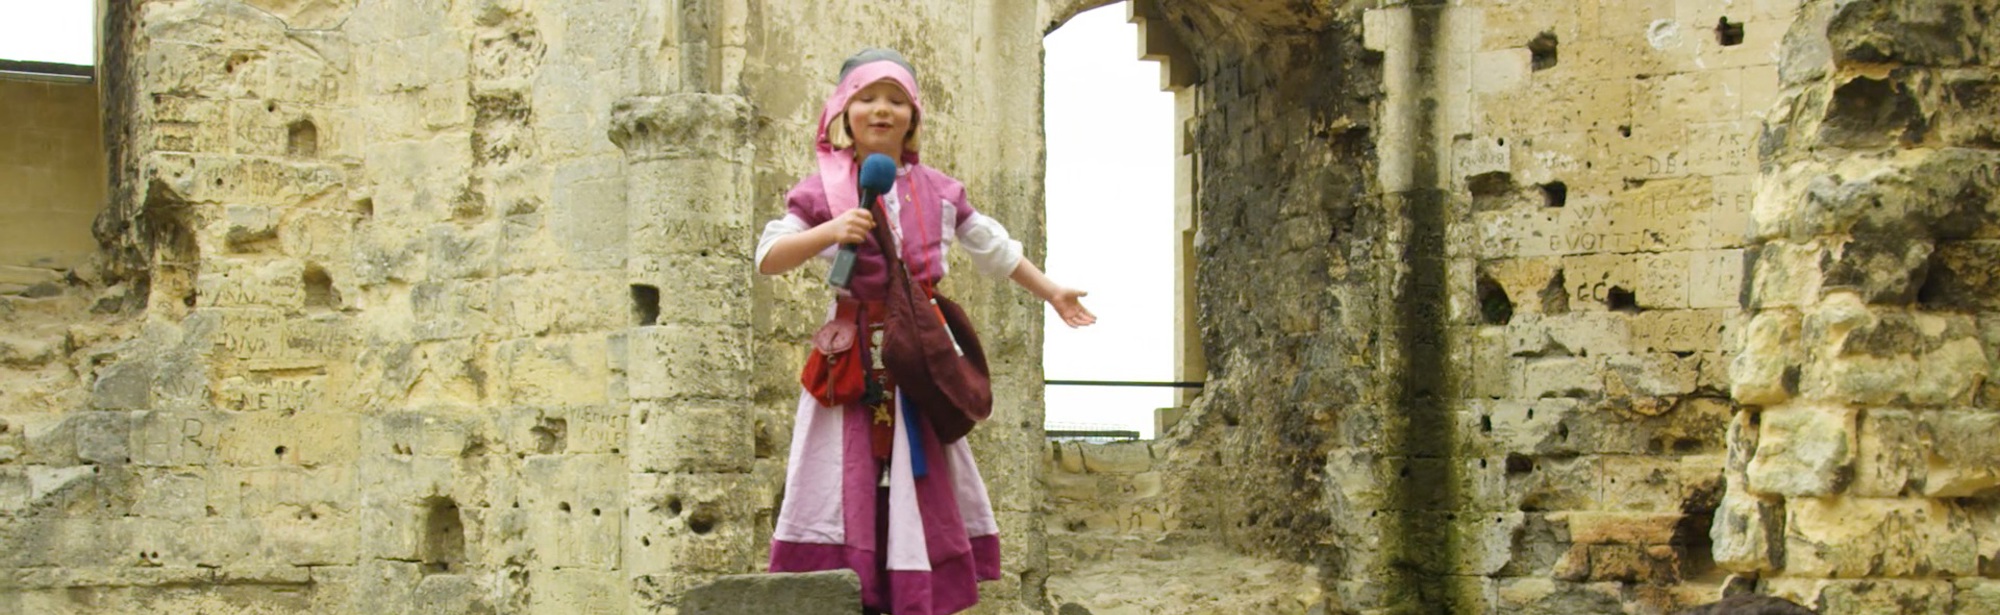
(678, 570, 861, 615)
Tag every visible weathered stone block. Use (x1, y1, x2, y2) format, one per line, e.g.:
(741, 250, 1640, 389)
(494, 335, 611, 405)
(1710, 486, 1782, 573)
(129, 411, 220, 467)
(1745, 240, 1826, 308)
(1521, 356, 1605, 399)
(1603, 352, 1701, 400)
(626, 472, 760, 576)
(528, 571, 620, 615)
(626, 325, 748, 401)
(1732, 310, 1803, 405)
(631, 402, 753, 474)
(90, 359, 156, 412)
(72, 411, 131, 465)
(521, 455, 624, 570)
(1602, 456, 1683, 513)
(223, 411, 361, 467)
(1077, 441, 1157, 474)
(679, 570, 862, 615)
(1689, 251, 1747, 310)
(1851, 408, 1922, 497)
(235, 465, 353, 518)
(494, 272, 624, 337)
(499, 405, 625, 456)
(131, 470, 208, 520)
(198, 258, 308, 310)
(0, 467, 27, 513)
(1788, 496, 1977, 578)
(1925, 241, 2000, 312)
(1747, 405, 1854, 497)
(1955, 579, 2000, 615)
(1814, 579, 1954, 615)
(1920, 411, 2000, 497)
(363, 409, 490, 458)
(1508, 454, 1604, 512)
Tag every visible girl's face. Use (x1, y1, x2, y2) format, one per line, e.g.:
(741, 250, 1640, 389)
(844, 80, 914, 157)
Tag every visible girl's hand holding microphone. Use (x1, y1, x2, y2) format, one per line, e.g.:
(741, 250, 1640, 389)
(820, 208, 875, 246)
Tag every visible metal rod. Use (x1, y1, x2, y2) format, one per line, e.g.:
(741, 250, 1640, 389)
(1044, 380, 1204, 388)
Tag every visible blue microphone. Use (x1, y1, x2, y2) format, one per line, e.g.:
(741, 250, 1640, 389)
(829, 153, 899, 288)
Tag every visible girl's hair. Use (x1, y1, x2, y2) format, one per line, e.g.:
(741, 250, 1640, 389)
(825, 110, 921, 152)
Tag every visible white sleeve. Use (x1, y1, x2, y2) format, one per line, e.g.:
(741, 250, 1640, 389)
(954, 212, 1024, 279)
(756, 214, 832, 271)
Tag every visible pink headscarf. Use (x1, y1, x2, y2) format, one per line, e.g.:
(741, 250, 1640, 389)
(816, 60, 924, 218)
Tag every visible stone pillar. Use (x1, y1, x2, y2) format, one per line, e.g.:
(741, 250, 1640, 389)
(609, 93, 764, 610)
(1723, 2, 2000, 612)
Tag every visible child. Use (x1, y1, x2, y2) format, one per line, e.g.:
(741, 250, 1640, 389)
(755, 48, 1095, 615)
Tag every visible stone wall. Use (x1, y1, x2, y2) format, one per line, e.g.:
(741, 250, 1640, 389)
(1719, 1, 2000, 612)
(2, 0, 1048, 613)
(1144, 0, 1788, 612)
(4, 0, 1998, 614)
(0, 79, 105, 292)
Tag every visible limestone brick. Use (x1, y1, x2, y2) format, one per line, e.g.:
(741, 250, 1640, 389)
(1746, 405, 1855, 497)
(1785, 496, 1978, 578)
(1850, 408, 1922, 497)
(1731, 310, 1802, 405)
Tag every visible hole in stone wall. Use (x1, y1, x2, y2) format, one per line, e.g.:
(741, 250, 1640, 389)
(631, 285, 661, 326)
(1480, 415, 1493, 433)
(1605, 286, 1642, 313)
(687, 510, 717, 535)
(274, 446, 287, 457)
(356, 197, 375, 218)
(1822, 76, 1924, 148)
(1467, 171, 1514, 198)
(1505, 454, 1535, 475)
(1529, 31, 1559, 71)
(531, 418, 567, 454)
(753, 420, 774, 459)
(143, 182, 201, 315)
(287, 119, 319, 157)
(1477, 273, 1515, 325)
(1715, 17, 1745, 47)
(303, 264, 338, 310)
(1541, 270, 1571, 315)
(1618, 125, 1633, 138)
(420, 496, 466, 575)
(666, 497, 683, 516)
(1541, 181, 1568, 208)
(558, 502, 571, 513)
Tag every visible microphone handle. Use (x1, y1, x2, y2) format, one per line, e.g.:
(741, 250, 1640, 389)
(826, 189, 886, 289)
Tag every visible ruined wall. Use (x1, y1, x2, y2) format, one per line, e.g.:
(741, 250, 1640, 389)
(1140, 0, 1999, 614)
(1147, 0, 1790, 612)
(0, 79, 105, 291)
(7, 0, 2000, 614)
(1717, 2, 2000, 612)
(0, 0, 1048, 613)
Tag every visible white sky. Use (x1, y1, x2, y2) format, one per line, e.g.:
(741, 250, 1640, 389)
(1042, 3, 1177, 438)
(0, 1, 95, 65)
(0, 0, 1174, 437)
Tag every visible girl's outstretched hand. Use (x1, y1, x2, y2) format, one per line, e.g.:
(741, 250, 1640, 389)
(1049, 288, 1096, 328)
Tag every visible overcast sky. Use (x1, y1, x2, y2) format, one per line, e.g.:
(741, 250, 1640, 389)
(1, 0, 1177, 438)
(1042, 3, 1177, 438)
(0, 1, 94, 65)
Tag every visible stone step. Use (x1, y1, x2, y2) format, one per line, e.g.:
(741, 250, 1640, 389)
(679, 570, 861, 615)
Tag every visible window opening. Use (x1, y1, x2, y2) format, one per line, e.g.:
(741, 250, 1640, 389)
(1043, 2, 1189, 441)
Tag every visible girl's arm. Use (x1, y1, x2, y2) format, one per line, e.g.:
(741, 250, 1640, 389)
(758, 209, 875, 275)
(1009, 259, 1095, 328)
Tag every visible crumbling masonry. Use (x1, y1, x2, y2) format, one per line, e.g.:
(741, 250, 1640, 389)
(1, 0, 1997, 614)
